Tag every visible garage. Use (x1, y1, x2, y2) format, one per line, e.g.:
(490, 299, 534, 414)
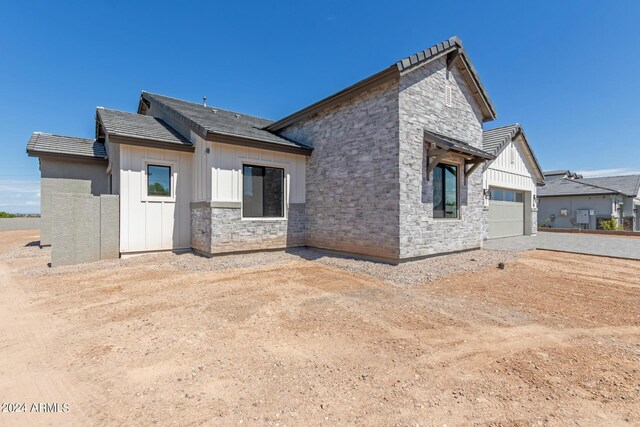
(488, 188, 524, 239)
(482, 124, 545, 240)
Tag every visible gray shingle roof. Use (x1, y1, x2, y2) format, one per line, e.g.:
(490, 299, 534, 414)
(579, 175, 640, 197)
(538, 178, 620, 197)
(141, 92, 310, 151)
(482, 124, 520, 156)
(482, 123, 544, 184)
(97, 107, 192, 147)
(26, 132, 107, 160)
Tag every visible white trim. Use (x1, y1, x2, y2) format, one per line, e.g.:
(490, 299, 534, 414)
(141, 158, 177, 203)
(238, 158, 289, 220)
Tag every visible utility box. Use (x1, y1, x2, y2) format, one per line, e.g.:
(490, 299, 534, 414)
(576, 209, 590, 224)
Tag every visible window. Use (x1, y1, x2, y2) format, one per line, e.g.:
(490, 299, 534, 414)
(433, 163, 458, 218)
(243, 164, 285, 218)
(147, 165, 171, 197)
(490, 189, 524, 203)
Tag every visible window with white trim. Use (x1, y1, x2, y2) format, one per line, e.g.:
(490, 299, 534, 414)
(147, 164, 171, 197)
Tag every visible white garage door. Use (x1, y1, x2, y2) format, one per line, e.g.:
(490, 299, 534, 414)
(488, 188, 524, 239)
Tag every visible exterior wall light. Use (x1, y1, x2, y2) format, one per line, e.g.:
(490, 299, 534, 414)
(483, 189, 491, 200)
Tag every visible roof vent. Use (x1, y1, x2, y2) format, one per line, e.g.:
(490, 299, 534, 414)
(211, 108, 217, 113)
(203, 96, 207, 107)
(445, 85, 452, 107)
(235, 113, 241, 118)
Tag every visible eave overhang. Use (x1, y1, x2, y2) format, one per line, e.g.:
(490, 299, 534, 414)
(424, 129, 495, 183)
(27, 150, 108, 163)
(206, 131, 313, 156)
(107, 134, 195, 153)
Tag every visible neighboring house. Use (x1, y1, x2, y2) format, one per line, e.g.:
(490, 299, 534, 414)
(538, 175, 640, 231)
(28, 36, 506, 264)
(482, 124, 544, 239)
(543, 169, 583, 181)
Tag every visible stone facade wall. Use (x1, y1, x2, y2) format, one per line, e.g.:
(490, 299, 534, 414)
(191, 203, 212, 254)
(279, 80, 401, 260)
(191, 203, 306, 255)
(398, 57, 486, 258)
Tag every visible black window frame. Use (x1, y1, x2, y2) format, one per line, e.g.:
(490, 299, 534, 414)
(432, 162, 459, 219)
(146, 164, 172, 197)
(242, 164, 286, 219)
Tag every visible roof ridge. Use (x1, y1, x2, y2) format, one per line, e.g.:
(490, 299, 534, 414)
(483, 123, 520, 132)
(97, 106, 164, 120)
(32, 132, 95, 142)
(143, 91, 274, 122)
(581, 174, 640, 179)
(571, 178, 622, 194)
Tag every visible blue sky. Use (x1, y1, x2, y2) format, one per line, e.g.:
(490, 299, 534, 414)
(1, 0, 639, 213)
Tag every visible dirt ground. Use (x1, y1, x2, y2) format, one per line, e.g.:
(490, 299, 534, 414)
(0, 230, 639, 426)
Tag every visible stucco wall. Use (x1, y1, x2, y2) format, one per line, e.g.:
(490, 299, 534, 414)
(538, 195, 616, 230)
(50, 194, 119, 267)
(398, 57, 485, 258)
(279, 79, 401, 260)
(39, 156, 108, 246)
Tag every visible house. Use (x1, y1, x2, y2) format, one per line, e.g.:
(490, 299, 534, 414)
(28, 36, 510, 264)
(482, 124, 544, 239)
(538, 174, 640, 231)
(543, 169, 583, 181)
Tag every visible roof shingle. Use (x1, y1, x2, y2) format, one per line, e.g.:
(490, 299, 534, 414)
(482, 124, 520, 156)
(482, 124, 544, 184)
(579, 175, 640, 197)
(538, 178, 620, 197)
(141, 92, 310, 151)
(26, 133, 107, 160)
(97, 107, 192, 148)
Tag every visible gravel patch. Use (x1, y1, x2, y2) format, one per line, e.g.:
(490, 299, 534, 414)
(14, 242, 517, 286)
(0, 244, 47, 261)
(290, 248, 517, 286)
(170, 247, 517, 286)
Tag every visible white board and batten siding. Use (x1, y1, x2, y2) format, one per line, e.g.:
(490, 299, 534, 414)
(483, 136, 538, 201)
(119, 144, 192, 253)
(208, 141, 306, 205)
(483, 135, 539, 238)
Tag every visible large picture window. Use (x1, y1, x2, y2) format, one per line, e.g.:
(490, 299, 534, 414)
(433, 163, 458, 218)
(243, 164, 285, 218)
(147, 164, 171, 197)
